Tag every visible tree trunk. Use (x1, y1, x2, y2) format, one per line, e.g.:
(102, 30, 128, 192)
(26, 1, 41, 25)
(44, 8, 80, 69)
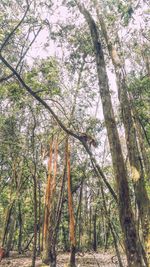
(76, 2, 146, 266)
(131, 106, 150, 180)
(2, 202, 14, 248)
(75, 178, 83, 251)
(89, 206, 92, 249)
(96, 11, 150, 263)
(37, 180, 41, 254)
(42, 138, 58, 267)
(93, 209, 97, 252)
(31, 172, 38, 267)
(18, 202, 22, 254)
(5, 214, 16, 256)
(66, 139, 76, 267)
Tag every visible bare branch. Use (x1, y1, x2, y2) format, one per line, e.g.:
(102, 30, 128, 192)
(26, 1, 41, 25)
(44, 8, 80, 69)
(0, 26, 42, 83)
(0, 0, 30, 52)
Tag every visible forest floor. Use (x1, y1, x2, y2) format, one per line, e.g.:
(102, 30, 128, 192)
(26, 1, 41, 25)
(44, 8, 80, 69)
(0, 251, 127, 267)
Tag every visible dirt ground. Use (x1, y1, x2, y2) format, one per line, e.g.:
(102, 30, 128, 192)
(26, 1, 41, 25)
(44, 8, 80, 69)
(0, 252, 127, 267)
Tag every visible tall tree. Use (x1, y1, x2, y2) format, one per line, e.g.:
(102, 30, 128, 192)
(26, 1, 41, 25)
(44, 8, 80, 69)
(94, 3, 150, 259)
(75, 2, 146, 266)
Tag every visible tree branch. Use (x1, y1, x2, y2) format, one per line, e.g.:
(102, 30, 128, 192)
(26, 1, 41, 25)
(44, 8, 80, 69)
(0, 26, 42, 83)
(0, 0, 30, 52)
(0, 53, 117, 202)
(0, 54, 80, 140)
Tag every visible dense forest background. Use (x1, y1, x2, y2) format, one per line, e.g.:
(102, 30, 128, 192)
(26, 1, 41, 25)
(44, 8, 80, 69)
(0, 0, 150, 267)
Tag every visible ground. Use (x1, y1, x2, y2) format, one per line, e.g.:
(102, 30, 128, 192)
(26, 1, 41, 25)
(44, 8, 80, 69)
(0, 252, 127, 267)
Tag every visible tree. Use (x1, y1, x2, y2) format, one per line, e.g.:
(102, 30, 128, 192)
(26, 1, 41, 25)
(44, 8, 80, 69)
(75, 2, 146, 266)
(94, 2, 150, 258)
(0, 1, 149, 266)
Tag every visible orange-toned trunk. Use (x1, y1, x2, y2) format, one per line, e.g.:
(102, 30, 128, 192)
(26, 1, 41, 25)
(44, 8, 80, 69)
(0, 248, 5, 262)
(43, 139, 53, 241)
(66, 139, 76, 267)
(52, 138, 58, 192)
(42, 137, 59, 267)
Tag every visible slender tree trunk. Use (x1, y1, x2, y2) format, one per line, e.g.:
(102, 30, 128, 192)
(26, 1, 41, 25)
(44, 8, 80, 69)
(76, 3, 146, 266)
(93, 209, 97, 252)
(43, 138, 58, 267)
(2, 202, 14, 247)
(104, 224, 110, 251)
(18, 202, 22, 254)
(75, 178, 83, 251)
(131, 105, 150, 179)
(55, 164, 67, 233)
(43, 140, 53, 246)
(37, 180, 41, 254)
(5, 214, 16, 256)
(62, 224, 69, 252)
(89, 206, 92, 249)
(23, 234, 34, 251)
(31, 172, 38, 267)
(100, 183, 124, 267)
(66, 139, 76, 267)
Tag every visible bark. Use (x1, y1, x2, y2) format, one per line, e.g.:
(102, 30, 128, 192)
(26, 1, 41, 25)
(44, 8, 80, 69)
(37, 180, 41, 254)
(76, 2, 146, 266)
(43, 140, 53, 244)
(62, 224, 69, 252)
(75, 179, 83, 250)
(66, 139, 76, 267)
(5, 215, 16, 256)
(89, 206, 92, 248)
(31, 173, 38, 267)
(55, 165, 67, 231)
(2, 202, 14, 247)
(100, 184, 124, 267)
(18, 202, 22, 254)
(96, 10, 150, 262)
(104, 224, 110, 251)
(43, 139, 57, 267)
(131, 105, 150, 179)
(93, 209, 97, 252)
(0, 248, 5, 262)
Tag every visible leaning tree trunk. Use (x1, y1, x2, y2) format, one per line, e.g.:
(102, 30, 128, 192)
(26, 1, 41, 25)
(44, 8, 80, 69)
(2, 202, 14, 248)
(66, 139, 76, 267)
(96, 10, 150, 262)
(76, 2, 146, 266)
